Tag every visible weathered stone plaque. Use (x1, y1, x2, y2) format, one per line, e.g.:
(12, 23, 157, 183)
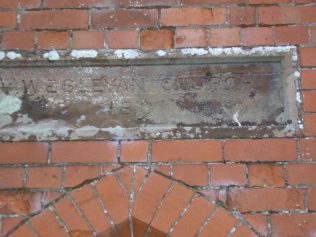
(0, 50, 301, 141)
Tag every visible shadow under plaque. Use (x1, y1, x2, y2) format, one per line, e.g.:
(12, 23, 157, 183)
(0, 48, 302, 141)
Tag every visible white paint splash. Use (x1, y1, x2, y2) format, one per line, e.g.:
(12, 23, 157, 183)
(114, 49, 139, 59)
(71, 50, 98, 59)
(233, 112, 242, 127)
(296, 92, 302, 103)
(208, 46, 296, 57)
(0, 51, 5, 60)
(0, 96, 22, 114)
(181, 48, 208, 56)
(6, 52, 21, 60)
(294, 71, 300, 78)
(156, 50, 167, 57)
(43, 50, 60, 61)
(75, 126, 99, 137)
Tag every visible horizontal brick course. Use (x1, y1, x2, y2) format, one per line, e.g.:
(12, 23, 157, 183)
(160, 8, 226, 26)
(258, 6, 316, 25)
(51, 141, 117, 163)
(210, 164, 247, 186)
(287, 164, 316, 185)
(152, 140, 222, 162)
(301, 70, 316, 89)
(21, 10, 88, 30)
(2, 31, 34, 50)
(0, 0, 40, 8)
(224, 139, 297, 162)
(0, 11, 16, 29)
(228, 188, 305, 212)
(0, 143, 48, 164)
(92, 9, 158, 28)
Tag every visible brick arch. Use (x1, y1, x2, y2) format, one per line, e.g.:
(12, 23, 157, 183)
(6, 167, 257, 237)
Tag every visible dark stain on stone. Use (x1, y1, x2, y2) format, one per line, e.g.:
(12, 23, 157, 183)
(176, 93, 224, 117)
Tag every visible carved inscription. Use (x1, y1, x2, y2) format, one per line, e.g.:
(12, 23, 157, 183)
(0, 61, 289, 140)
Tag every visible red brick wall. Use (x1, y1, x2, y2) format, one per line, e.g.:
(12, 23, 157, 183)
(1, 0, 316, 236)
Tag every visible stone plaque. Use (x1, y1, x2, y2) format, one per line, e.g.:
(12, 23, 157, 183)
(0, 55, 301, 141)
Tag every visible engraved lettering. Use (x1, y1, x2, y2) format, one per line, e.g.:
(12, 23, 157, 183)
(79, 78, 89, 92)
(92, 79, 104, 93)
(46, 79, 57, 93)
(63, 79, 74, 93)
(22, 79, 37, 95)
(120, 100, 133, 115)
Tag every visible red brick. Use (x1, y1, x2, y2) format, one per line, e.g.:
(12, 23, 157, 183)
(54, 197, 93, 235)
(154, 165, 170, 176)
(31, 210, 68, 237)
(275, 26, 309, 45)
(182, 0, 245, 4)
(0, 168, 24, 189)
(303, 91, 316, 112)
(21, 10, 88, 30)
(1, 217, 25, 236)
(304, 114, 316, 136)
(26, 167, 62, 188)
(121, 141, 148, 162)
(161, 8, 226, 27)
(92, 9, 158, 28)
(141, 29, 173, 50)
(152, 140, 222, 162)
(199, 189, 219, 202)
(287, 164, 316, 185)
(248, 164, 285, 187)
(312, 27, 316, 45)
(133, 173, 171, 226)
(300, 48, 316, 67)
(71, 185, 114, 234)
(249, 0, 291, 3)
(95, 176, 129, 225)
(2, 32, 34, 50)
(199, 209, 238, 237)
(308, 188, 316, 210)
(242, 27, 274, 46)
(173, 165, 209, 186)
(272, 214, 316, 237)
(243, 214, 268, 236)
(117, 0, 176, 6)
(231, 225, 256, 237)
(0, 11, 16, 29)
(0, 192, 42, 215)
(72, 31, 104, 49)
(0, 0, 40, 8)
(301, 139, 316, 161)
(228, 188, 304, 212)
(225, 139, 297, 162)
(230, 7, 256, 26)
(9, 225, 37, 237)
(41, 191, 63, 206)
(301, 70, 316, 89)
(211, 164, 247, 186)
(38, 31, 68, 49)
(0, 143, 48, 164)
(259, 6, 316, 25)
(150, 183, 193, 233)
(107, 30, 138, 49)
(52, 141, 117, 163)
(44, 0, 93, 8)
(209, 28, 241, 47)
(64, 166, 101, 187)
(175, 28, 207, 48)
(171, 197, 215, 237)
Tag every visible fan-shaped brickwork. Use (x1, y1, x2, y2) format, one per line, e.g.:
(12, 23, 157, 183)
(5, 167, 257, 237)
